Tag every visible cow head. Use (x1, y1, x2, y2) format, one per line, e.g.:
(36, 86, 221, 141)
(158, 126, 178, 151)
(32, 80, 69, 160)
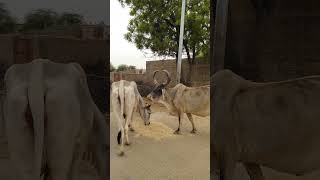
(147, 70, 171, 103)
(141, 103, 152, 125)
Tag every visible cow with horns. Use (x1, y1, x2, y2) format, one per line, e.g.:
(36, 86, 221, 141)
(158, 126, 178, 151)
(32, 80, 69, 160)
(147, 70, 210, 134)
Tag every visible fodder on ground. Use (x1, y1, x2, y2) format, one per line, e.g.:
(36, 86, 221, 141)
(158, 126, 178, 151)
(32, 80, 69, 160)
(132, 121, 175, 141)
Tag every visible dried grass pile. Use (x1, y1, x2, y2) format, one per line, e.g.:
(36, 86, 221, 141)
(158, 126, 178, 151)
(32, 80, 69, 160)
(132, 121, 175, 141)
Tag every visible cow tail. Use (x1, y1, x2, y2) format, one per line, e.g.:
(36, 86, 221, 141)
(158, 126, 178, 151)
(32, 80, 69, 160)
(119, 80, 125, 119)
(27, 61, 45, 180)
(118, 80, 125, 144)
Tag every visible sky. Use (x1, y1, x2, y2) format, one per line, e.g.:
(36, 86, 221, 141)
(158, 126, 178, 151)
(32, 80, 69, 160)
(110, 0, 150, 69)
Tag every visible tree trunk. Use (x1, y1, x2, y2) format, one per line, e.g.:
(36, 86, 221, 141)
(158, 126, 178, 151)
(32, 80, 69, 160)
(187, 62, 193, 86)
(188, 48, 196, 87)
(183, 41, 192, 86)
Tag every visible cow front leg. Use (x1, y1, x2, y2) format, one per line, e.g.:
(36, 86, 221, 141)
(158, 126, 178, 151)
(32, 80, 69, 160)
(124, 124, 130, 146)
(174, 114, 181, 134)
(244, 163, 266, 180)
(186, 113, 197, 133)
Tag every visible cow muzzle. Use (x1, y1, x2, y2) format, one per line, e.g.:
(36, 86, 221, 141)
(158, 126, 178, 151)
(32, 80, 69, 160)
(147, 94, 152, 100)
(145, 122, 151, 126)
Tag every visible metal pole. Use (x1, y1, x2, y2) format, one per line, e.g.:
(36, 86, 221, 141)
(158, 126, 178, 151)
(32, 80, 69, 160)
(177, 0, 186, 83)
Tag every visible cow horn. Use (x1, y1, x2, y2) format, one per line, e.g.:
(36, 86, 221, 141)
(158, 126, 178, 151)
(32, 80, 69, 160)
(162, 70, 171, 86)
(153, 70, 160, 85)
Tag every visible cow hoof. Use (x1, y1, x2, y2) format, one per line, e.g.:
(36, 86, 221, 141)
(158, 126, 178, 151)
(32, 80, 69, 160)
(190, 129, 197, 134)
(174, 130, 180, 135)
(125, 142, 131, 146)
(118, 151, 125, 156)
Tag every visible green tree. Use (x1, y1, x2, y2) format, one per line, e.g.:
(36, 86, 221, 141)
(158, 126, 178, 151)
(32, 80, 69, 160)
(117, 64, 129, 72)
(128, 65, 136, 70)
(23, 9, 59, 31)
(119, 0, 209, 84)
(110, 63, 116, 72)
(57, 13, 84, 26)
(0, 3, 17, 33)
(22, 9, 84, 31)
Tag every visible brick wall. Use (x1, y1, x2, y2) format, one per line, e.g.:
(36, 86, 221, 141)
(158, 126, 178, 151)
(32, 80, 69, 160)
(146, 59, 210, 87)
(0, 34, 109, 67)
(0, 34, 109, 113)
(0, 35, 14, 66)
(23, 24, 109, 40)
(37, 36, 108, 67)
(111, 72, 145, 83)
(145, 60, 178, 87)
(110, 59, 209, 87)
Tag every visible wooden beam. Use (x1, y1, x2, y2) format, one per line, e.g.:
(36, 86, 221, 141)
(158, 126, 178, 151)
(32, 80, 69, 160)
(212, 0, 230, 74)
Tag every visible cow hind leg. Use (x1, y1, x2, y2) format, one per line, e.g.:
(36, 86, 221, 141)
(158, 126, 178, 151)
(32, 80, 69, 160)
(117, 131, 121, 144)
(220, 156, 236, 180)
(91, 108, 108, 180)
(124, 124, 130, 146)
(125, 111, 133, 145)
(47, 134, 75, 180)
(212, 149, 221, 178)
(244, 163, 266, 180)
(118, 127, 125, 156)
(174, 114, 182, 134)
(5, 93, 34, 180)
(186, 113, 197, 133)
(46, 97, 79, 180)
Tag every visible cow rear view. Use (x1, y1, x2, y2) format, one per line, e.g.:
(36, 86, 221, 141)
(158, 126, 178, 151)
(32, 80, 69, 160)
(4, 59, 107, 180)
(111, 80, 151, 156)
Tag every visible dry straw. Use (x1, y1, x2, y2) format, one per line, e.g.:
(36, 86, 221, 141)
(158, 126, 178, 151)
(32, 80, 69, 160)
(132, 121, 175, 141)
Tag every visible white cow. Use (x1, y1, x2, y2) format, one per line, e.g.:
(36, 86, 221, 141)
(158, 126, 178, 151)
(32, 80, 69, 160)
(147, 70, 210, 134)
(4, 59, 107, 180)
(111, 80, 151, 156)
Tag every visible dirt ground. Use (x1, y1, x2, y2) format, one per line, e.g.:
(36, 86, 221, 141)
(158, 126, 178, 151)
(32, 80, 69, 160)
(110, 103, 210, 180)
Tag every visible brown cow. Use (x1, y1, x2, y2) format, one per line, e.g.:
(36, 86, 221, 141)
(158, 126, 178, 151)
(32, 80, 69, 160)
(147, 70, 210, 134)
(213, 69, 320, 180)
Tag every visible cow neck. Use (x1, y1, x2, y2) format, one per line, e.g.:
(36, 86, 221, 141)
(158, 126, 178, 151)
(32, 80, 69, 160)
(136, 95, 146, 119)
(160, 87, 178, 113)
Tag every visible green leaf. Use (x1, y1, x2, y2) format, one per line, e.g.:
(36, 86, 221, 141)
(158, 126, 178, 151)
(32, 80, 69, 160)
(118, 0, 209, 61)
